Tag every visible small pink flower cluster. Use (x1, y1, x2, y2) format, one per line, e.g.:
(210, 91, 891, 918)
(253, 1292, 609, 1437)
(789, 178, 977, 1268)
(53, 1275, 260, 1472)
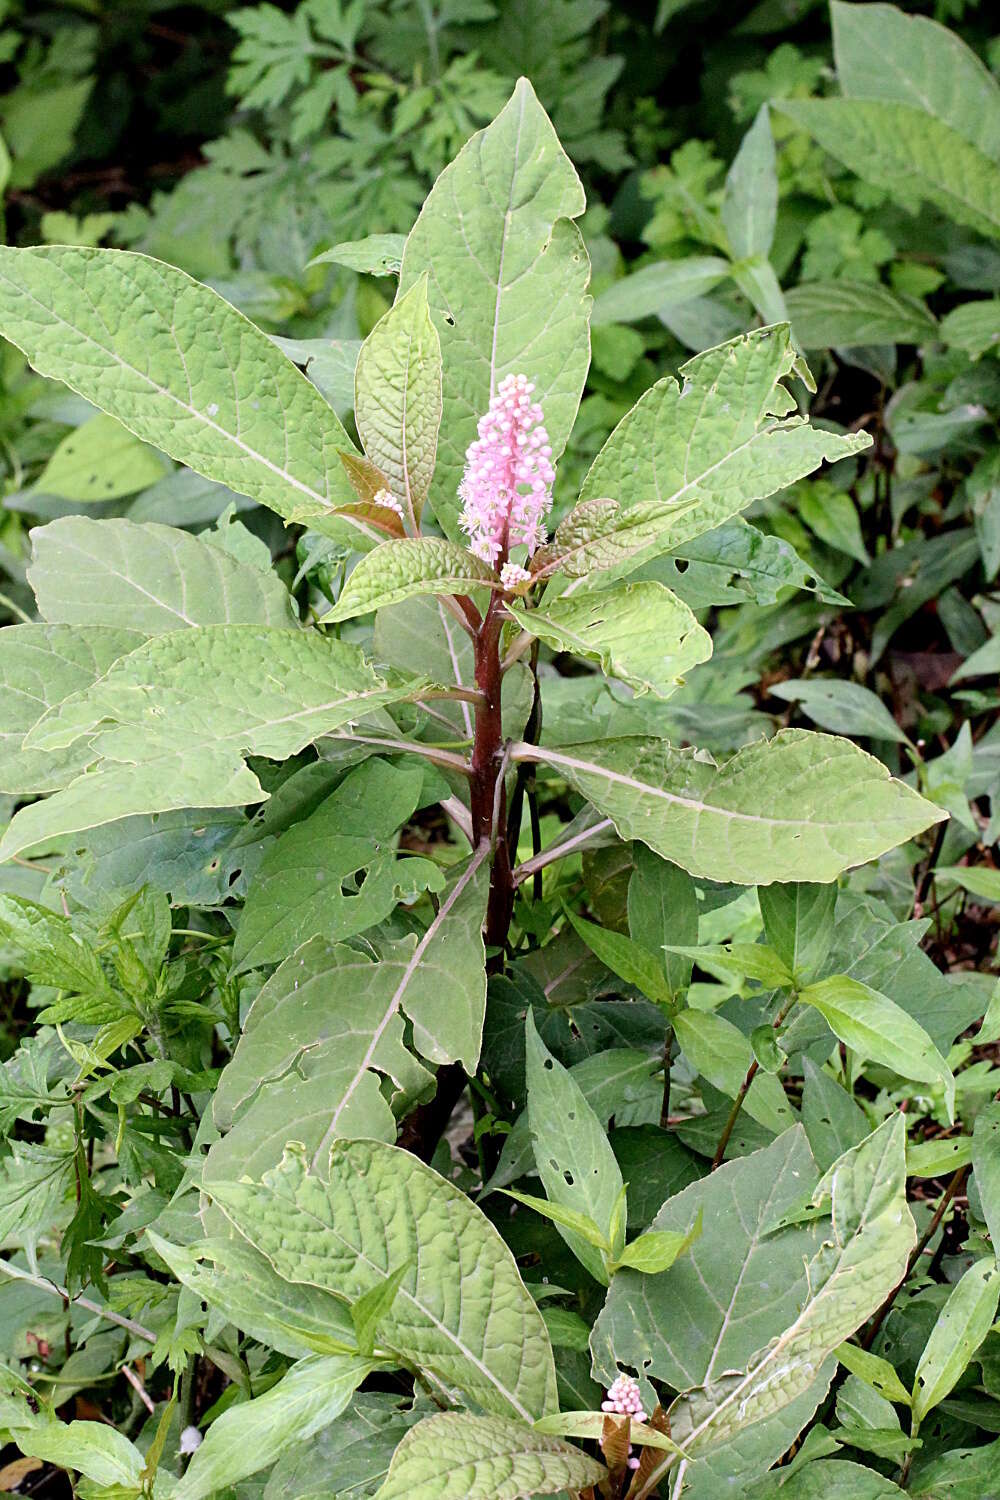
(458, 373, 554, 566)
(602, 1373, 646, 1470)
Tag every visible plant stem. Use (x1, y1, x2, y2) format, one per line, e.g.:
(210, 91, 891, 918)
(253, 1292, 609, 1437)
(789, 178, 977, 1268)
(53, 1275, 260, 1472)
(470, 593, 514, 955)
(861, 1162, 969, 1350)
(711, 994, 796, 1170)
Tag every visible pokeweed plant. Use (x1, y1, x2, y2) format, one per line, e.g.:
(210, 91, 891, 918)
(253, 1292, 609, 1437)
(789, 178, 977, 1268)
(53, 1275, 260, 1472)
(0, 76, 975, 1500)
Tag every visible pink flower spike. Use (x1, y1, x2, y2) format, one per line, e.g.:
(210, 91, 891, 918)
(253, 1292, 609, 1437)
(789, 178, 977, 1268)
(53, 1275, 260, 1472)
(458, 374, 555, 566)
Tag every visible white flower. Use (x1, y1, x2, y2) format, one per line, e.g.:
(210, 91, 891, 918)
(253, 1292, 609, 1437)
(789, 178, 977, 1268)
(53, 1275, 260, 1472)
(179, 1426, 203, 1455)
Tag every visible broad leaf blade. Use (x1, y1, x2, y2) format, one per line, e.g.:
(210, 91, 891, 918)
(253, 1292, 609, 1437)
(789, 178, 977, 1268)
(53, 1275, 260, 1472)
(911, 1258, 1000, 1424)
(372, 1412, 606, 1500)
(398, 78, 590, 535)
(327, 538, 495, 622)
(210, 1138, 558, 1421)
(0, 246, 382, 542)
(513, 730, 943, 884)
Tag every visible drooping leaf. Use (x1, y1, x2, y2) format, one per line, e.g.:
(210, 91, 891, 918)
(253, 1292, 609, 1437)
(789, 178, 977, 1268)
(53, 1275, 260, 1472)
(768, 678, 912, 745)
(508, 580, 712, 699)
(567, 326, 869, 580)
(0, 246, 383, 542)
(173, 1353, 375, 1500)
(398, 78, 590, 535)
(326, 538, 495, 623)
(524, 1012, 624, 1283)
(512, 730, 943, 885)
(1, 627, 421, 860)
(798, 975, 955, 1119)
(911, 1258, 1000, 1425)
(354, 274, 442, 531)
(0, 623, 144, 794)
(28, 516, 297, 633)
(210, 1138, 558, 1421)
(592, 257, 730, 327)
(784, 281, 937, 349)
(372, 1412, 606, 1500)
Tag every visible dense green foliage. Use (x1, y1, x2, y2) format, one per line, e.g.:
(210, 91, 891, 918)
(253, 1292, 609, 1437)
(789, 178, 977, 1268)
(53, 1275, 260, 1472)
(0, 2, 998, 1497)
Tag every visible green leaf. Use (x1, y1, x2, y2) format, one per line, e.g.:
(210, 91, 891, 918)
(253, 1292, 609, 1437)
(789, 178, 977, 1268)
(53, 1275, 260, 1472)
(797, 485, 869, 565)
(232, 759, 432, 969)
(209, 1138, 558, 1420)
(0, 247, 383, 542)
(372, 1412, 606, 1500)
(567, 908, 674, 1007)
(768, 679, 910, 745)
(612, 1211, 702, 1274)
(209, 847, 489, 1180)
(836, 1343, 912, 1407)
(262, 1393, 422, 1500)
(912, 1258, 1000, 1424)
(354, 275, 442, 531)
(398, 78, 590, 536)
(936, 865, 1000, 904)
(513, 729, 943, 885)
(673, 1008, 794, 1134)
(781, 99, 1000, 242)
(173, 1354, 374, 1500)
(722, 106, 777, 260)
(33, 412, 166, 501)
(784, 281, 937, 349)
(326, 538, 495, 622)
(627, 846, 699, 1002)
(747, 1459, 904, 1498)
(941, 299, 1000, 361)
(147, 1230, 358, 1360)
(973, 1100, 1000, 1251)
(351, 1263, 410, 1357)
(906, 1136, 972, 1177)
(524, 1012, 625, 1283)
(0, 897, 120, 1004)
(531, 494, 700, 582)
(651, 1120, 916, 1489)
(665, 942, 792, 987)
(570, 325, 869, 578)
(831, 0, 1000, 160)
(1, 626, 420, 861)
(592, 1127, 829, 1492)
(311, 235, 407, 276)
(28, 516, 297, 633)
(533, 1409, 682, 1453)
(14, 1423, 146, 1491)
(800, 1057, 868, 1172)
(502, 1189, 611, 1251)
(798, 975, 955, 1119)
(759, 884, 836, 985)
(592, 256, 730, 326)
(508, 581, 711, 699)
(0, 623, 145, 795)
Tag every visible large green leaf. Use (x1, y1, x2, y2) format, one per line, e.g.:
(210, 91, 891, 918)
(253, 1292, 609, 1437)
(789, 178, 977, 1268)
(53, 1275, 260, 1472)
(372, 1412, 606, 1500)
(34, 411, 166, 501)
(398, 78, 590, 535)
(354, 274, 442, 531)
(673, 1008, 795, 1134)
(592, 257, 730, 327)
(173, 1353, 374, 1500)
(626, 1120, 916, 1498)
(593, 1127, 828, 1496)
(570, 325, 869, 579)
(911, 1258, 1000, 1425)
(831, 1, 1000, 161)
(327, 538, 495, 623)
(263, 1393, 422, 1500)
(784, 282, 937, 350)
(0, 627, 420, 860)
(0, 246, 384, 542)
(232, 759, 434, 970)
(512, 730, 943, 884)
(781, 99, 1000, 241)
(524, 1012, 624, 1282)
(28, 516, 296, 633)
(209, 1138, 558, 1421)
(208, 846, 489, 1180)
(508, 581, 711, 699)
(0, 623, 144, 794)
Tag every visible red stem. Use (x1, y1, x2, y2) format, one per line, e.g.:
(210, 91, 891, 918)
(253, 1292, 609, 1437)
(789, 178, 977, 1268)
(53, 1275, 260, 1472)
(470, 592, 513, 955)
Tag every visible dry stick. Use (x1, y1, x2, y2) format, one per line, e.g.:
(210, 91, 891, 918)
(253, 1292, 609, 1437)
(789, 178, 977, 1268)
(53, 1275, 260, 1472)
(121, 1362, 155, 1414)
(711, 995, 797, 1171)
(861, 1162, 970, 1351)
